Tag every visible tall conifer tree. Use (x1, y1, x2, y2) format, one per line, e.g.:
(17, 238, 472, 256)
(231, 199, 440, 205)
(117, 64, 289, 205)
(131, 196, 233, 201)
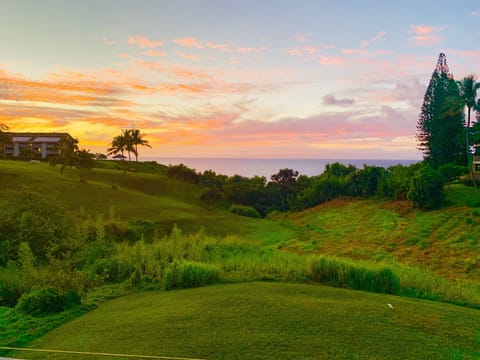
(416, 53, 465, 168)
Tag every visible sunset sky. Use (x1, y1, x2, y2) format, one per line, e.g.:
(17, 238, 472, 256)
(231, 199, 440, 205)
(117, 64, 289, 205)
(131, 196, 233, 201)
(1, 0, 479, 159)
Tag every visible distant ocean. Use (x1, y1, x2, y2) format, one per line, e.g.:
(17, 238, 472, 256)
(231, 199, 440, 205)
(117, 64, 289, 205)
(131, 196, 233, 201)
(142, 157, 420, 178)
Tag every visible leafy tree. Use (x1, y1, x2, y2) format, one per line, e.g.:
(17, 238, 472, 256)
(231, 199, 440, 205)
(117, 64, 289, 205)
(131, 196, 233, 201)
(128, 128, 151, 162)
(199, 187, 223, 210)
(350, 165, 385, 197)
(75, 149, 96, 181)
(270, 168, 299, 211)
(407, 165, 445, 209)
(416, 53, 465, 168)
(0, 187, 75, 265)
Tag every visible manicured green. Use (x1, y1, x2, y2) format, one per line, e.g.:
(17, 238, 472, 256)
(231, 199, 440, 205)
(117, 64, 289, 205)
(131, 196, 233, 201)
(16, 282, 480, 360)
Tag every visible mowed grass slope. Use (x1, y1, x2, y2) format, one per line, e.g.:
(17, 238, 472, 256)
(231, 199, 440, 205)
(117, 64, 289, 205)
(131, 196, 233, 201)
(20, 282, 480, 360)
(283, 188, 480, 280)
(0, 160, 293, 243)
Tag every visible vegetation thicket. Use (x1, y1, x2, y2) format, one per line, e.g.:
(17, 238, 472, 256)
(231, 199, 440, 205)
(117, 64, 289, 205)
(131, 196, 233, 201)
(1, 53, 480, 358)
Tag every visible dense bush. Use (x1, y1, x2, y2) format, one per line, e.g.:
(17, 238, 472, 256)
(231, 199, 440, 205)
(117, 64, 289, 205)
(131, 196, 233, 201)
(0, 186, 76, 265)
(90, 258, 134, 283)
(229, 204, 261, 218)
(166, 164, 201, 183)
(15, 288, 79, 316)
(164, 261, 220, 290)
(0, 278, 24, 307)
(308, 256, 400, 295)
(407, 165, 445, 209)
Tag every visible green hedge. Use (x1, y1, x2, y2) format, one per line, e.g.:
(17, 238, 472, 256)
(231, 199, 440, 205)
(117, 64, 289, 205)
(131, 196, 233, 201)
(164, 261, 220, 290)
(229, 204, 260, 218)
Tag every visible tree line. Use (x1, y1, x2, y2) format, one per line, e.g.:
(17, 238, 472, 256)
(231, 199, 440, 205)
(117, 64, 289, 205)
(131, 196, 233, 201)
(167, 160, 458, 215)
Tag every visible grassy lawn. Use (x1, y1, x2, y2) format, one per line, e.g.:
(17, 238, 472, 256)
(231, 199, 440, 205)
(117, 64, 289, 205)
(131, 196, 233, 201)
(15, 282, 480, 360)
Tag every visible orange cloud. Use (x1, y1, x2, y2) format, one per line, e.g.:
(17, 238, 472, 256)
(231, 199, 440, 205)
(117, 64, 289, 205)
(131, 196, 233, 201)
(140, 50, 166, 57)
(180, 53, 200, 61)
(207, 42, 231, 52)
(409, 25, 443, 45)
(128, 35, 165, 48)
(173, 37, 203, 48)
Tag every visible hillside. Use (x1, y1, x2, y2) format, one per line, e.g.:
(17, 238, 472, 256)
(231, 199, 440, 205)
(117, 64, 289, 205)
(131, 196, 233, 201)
(281, 188, 480, 281)
(16, 282, 480, 359)
(0, 160, 293, 243)
(2, 159, 480, 358)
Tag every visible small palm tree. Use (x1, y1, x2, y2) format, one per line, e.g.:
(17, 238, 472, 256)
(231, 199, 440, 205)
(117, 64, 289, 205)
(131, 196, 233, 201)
(107, 133, 129, 160)
(128, 129, 151, 162)
(457, 75, 480, 186)
(75, 149, 96, 181)
(50, 136, 79, 173)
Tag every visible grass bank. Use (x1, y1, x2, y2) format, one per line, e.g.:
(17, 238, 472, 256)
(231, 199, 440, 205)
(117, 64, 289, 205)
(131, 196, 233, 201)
(15, 282, 480, 360)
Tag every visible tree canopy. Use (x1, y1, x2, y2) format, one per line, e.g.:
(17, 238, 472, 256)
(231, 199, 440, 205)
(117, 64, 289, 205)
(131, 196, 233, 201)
(416, 53, 466, 168)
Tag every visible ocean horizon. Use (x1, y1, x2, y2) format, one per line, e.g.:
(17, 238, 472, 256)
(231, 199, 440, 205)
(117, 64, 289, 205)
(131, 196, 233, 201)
(141, 157, 420, 178)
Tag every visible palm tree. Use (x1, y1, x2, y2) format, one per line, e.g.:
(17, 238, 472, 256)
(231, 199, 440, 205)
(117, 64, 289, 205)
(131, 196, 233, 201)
(108, 132, 129, 160)
(457, 75, 480, 187)
(128, 128, 151, 162)
(50, 136, 80, 173)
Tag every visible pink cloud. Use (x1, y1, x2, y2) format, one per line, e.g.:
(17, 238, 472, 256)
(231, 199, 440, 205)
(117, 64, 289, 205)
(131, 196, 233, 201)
(118, 53, 133, 58)
(207, 42, 231, 52)
(173, 37, 203, 48)
(360, 31, 386, 47)
(342, 49, 368, 56)
(284, 48, 303, 57)
(472, 10, 480, 16)
(296, 34, 310, 43)
(236, 46, 268, 54)
(409, 25, 443, 45)
(140, 50, 166, 57)
(319, 56, 346, 66)
(128, 35, 165, 48)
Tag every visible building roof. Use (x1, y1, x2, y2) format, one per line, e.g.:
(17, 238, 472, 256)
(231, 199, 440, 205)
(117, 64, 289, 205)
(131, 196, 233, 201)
(7, 132, 72, 143)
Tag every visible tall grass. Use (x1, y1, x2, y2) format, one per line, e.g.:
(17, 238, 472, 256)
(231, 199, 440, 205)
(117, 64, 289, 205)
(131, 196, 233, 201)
(103, 227, 480, 307)
(307, 256, 400, 294)
(164, 261, 221, 290)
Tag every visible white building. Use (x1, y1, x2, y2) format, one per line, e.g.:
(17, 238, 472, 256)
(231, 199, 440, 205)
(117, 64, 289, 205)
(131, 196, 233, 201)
(2, 132, 73, 159)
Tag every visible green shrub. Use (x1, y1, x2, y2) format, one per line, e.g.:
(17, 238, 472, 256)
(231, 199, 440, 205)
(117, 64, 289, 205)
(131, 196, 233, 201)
(0, 187, 76, 265)
(407, 165, 445, 209)
(229, 204, 260, 218)
(164, 261, 220, 290)
(307, 256, 400, 295)
(90, 259, 134, 283)
(0, 280, 23, 307)
(15, 288, 66, 316)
